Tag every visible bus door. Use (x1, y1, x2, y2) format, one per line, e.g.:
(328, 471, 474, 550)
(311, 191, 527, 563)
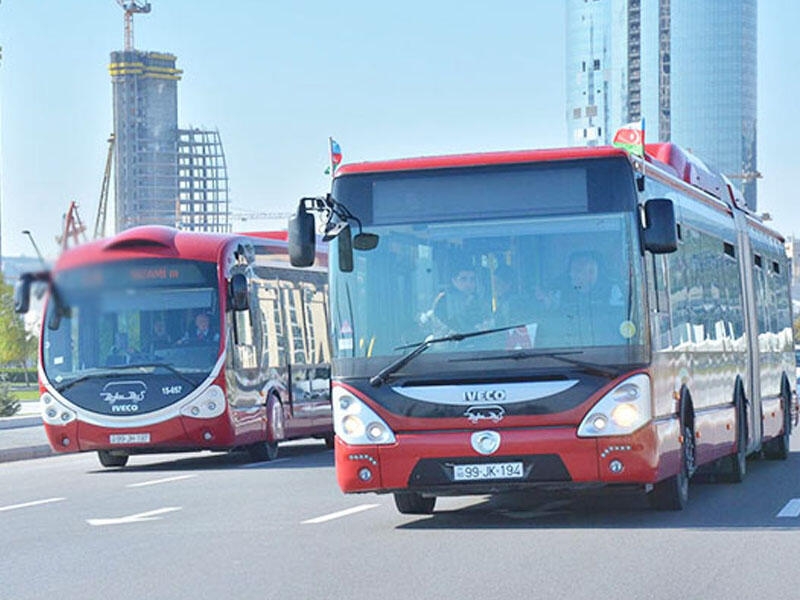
(733, 211, 762, 450)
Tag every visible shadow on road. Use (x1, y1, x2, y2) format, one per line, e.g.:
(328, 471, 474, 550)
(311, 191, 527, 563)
(397, 451, 800, 531)
(85, 441, 333, 474)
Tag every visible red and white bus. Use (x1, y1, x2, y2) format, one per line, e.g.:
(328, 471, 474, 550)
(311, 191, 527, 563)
(289, 142, 795, 512)
(15, 226, 332, 467)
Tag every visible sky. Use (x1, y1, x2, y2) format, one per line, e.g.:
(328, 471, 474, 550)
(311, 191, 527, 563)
(0, 1, 798, 259)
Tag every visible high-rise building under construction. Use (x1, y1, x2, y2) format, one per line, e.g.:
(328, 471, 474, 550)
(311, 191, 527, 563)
(109, 50, 230, 233)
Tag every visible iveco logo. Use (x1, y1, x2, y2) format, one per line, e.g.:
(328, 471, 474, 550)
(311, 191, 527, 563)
(463, 389, 507, 403)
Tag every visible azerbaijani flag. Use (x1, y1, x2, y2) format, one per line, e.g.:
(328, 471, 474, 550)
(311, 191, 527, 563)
(330, 137, 343, 171)
(612, 119, 645, 156)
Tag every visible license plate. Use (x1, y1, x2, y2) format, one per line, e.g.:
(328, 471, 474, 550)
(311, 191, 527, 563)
(453, 462, 524, 481)
(109, 433, 151, 444)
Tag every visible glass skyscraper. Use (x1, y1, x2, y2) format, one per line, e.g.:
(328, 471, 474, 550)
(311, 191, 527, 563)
(565, 0, 758, 208)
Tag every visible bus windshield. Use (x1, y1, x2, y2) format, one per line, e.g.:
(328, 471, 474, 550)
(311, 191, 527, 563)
(42, 258, 221, 389)
(329, 159, 646, 379)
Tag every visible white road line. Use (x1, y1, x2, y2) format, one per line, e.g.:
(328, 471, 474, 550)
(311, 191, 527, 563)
(87, 506, 182, 526)
(0, 497, 66, 513)
(302, 504, 380, 524)
(777, 498, 800, 518)
(126, 474, 197, 488)
(239, 458, 290, 469)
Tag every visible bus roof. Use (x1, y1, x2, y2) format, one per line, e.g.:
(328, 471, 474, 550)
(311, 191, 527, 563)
(334, 146, 628, 176)
(53, 226, 290, 271)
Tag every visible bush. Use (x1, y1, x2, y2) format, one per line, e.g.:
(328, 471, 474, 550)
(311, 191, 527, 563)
(0, 368, 37, 384)
(0, 383, 20, 417)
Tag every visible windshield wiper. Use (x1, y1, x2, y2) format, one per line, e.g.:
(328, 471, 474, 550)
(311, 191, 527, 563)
(451, 350, 618, 378)
(54, 369, 116, 393)
(369, 324, 528, 387)
(54, 362, 199, 393)
(112, 362, 201, 387)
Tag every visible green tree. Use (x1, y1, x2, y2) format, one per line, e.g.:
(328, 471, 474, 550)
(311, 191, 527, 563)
(0, 274, 37, 377)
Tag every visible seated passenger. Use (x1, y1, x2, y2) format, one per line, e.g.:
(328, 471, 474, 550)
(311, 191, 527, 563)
(427, 262, 492, 335)
(179, 312, 220, 345)
(149, 319, 172, 351)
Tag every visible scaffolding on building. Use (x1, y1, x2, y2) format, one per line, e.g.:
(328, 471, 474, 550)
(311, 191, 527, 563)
(176, 128, 230, 233)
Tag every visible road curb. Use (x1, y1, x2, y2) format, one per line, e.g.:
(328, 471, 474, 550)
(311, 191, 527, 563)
(0, 444, 54, 463)
(0, 416, 43, 430)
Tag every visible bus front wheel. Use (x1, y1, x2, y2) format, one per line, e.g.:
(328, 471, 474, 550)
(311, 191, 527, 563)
(394, 492, 436, 515)
(650, 423, 693, 511)
(97, 450, 129, 468)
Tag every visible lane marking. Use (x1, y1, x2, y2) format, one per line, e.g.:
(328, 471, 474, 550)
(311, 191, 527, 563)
(239, 458, 290, 469)
(302, 503, 380, 524)
(126, 475, 197, 488)
(87, 506, 182, 526)
(777, 498, 800, 518)
(0, 497, 66, 513)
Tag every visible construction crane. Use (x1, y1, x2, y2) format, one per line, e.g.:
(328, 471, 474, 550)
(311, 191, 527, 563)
(57, 201, 88, 252)
(116, 0, 151, 51)
(94, 134, 115, 239)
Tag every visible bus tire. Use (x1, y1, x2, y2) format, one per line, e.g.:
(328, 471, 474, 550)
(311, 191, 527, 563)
(764, 382, 792, 460)
(721, 388, 747, 482)
(393, 492, 436, 515)
(247, 396, 283, 462)
(651, 404, 694, 511)
(97, 450, 129, 468)
(246, 440, 279, 462)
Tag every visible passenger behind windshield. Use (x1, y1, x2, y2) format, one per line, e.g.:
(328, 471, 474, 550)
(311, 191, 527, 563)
(423, 261, 493, 336)
(178, 312, 220, 345)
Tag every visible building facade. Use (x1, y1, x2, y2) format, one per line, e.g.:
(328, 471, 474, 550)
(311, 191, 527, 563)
(109, 51, 230, 233)
(565, 0, 758, 209)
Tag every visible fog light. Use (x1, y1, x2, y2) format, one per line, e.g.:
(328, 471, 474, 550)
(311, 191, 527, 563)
(203, 430, 213, 441)
(591, 415, 608, 431)
(609, 459, 624, 473)
(366, 422, 386, 441)
(358, 467, 372, 481)
(61, 437, 70, 447)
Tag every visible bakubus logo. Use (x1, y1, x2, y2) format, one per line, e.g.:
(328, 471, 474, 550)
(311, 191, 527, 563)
(100, 381, 147, 413)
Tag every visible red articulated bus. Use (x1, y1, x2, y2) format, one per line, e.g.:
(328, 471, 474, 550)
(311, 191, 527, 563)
(288, 142, 795, 513)
(15, 226, 332, 467)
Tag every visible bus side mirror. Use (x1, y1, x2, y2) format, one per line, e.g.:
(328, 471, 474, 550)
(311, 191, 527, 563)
(288, 203, 316, 267)
(229, 273, 248, 311)
(338, 224, 354, 273)
(643, 198, 678, 254)
(14, 274, 32, 314)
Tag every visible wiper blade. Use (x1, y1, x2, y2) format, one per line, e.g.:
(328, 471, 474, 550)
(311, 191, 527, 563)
(369, 323, 528, 387)
(451, 350, 617, 378)
(113, 362, 201, 387)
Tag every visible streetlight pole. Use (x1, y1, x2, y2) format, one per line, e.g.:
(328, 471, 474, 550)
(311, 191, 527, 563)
(22, 230, 46, 269)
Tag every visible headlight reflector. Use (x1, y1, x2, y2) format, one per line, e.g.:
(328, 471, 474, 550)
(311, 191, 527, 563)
(577, 374, 651, 437)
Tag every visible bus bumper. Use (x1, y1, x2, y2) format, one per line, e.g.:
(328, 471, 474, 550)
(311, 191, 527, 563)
(44, 413, 236, 454)
(335, 421, 675, 495)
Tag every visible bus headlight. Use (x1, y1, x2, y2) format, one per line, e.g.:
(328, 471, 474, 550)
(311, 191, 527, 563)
(41, 393, 76, 426)
(577, 374, 651, 437)
(333, 386, 396, 445)
(180, 385, 226, 419)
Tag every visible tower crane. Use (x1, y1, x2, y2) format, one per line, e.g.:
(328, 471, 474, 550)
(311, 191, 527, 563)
(57, 201, 88, 252)
(94, 134, 115, 240)
(116, 0, 151, 51)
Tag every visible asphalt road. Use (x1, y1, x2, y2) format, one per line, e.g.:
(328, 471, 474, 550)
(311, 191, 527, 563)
(2, 438, 800, 600)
